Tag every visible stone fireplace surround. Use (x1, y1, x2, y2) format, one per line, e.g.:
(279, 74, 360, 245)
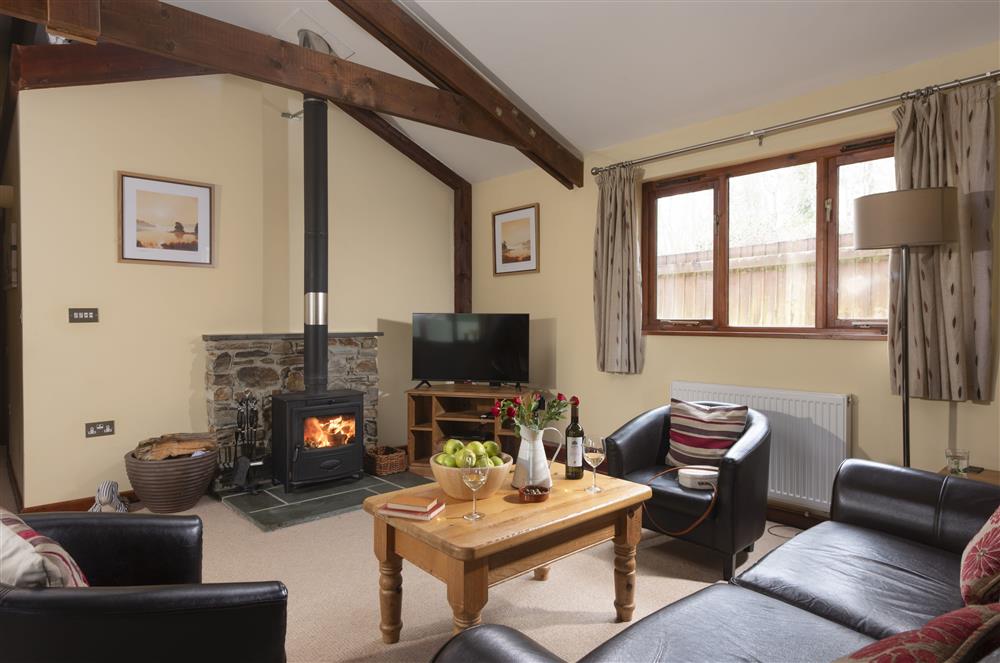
(203, 332, 380, 447)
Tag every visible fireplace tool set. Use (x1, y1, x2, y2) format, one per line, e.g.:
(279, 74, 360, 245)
(231, 389, 265, 494)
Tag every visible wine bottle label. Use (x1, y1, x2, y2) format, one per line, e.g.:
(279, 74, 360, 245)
(567, 437, 583, 466)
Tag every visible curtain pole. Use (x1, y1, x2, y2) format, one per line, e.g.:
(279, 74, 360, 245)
(591, 69, 1000, 176)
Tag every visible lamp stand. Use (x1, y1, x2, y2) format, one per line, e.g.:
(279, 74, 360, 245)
(900, 245, 911, 468)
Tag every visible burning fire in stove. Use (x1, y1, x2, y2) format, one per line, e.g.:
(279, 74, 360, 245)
(303, 415, 356, 448)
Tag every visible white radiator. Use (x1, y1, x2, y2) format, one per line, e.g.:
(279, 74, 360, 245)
(671, 381, 851, 514)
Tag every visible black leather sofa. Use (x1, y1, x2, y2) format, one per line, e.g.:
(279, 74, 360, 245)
(606, 402, 771, 579)
(433, 460, 1000, 663)
(0, 512, 288, 663)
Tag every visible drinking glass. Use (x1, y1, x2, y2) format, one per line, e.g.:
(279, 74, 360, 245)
(461, 466, 489, 521)
(945, 448, 970, 477)
(584, 437, 606, 494)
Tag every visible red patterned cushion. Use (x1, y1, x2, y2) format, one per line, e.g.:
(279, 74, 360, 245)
(0, 509, 88, 588)
(962, 504, 1000, 605)
(837, 603, 1000, 663)
(666, 399, 748, 467)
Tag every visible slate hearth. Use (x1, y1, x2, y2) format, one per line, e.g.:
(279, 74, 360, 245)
(221, 471, 432, 531)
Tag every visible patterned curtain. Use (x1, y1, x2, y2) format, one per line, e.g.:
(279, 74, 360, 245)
(889, 82, 995, 401)
(593, 165, 644, 374)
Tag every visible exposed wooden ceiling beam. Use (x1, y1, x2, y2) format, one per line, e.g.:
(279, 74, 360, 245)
(45, 0, 99, 44)
(12, 42, 208, 89)
(330, 0, 583, 189)
(453, 181, 471, 312)
(0, 0, 520, 147)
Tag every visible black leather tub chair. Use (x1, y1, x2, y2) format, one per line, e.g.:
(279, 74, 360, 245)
(0, 512, 288, 662)
(605, 402, 771, 579)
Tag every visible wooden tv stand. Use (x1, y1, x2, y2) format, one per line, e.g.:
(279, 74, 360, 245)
(406, 383, 530, 477)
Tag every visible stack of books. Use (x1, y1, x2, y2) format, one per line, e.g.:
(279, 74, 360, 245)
(377, 493, 444, 520)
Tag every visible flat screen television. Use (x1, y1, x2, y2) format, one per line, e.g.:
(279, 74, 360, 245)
(412, 313, 529, 384)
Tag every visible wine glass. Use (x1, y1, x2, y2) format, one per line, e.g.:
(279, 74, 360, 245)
(584, 437, 605, 494)
(461, 466, 489, 521)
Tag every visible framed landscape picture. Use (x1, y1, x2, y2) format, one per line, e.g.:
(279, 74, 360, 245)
(119, 172, 213, 266)
(492, 203, 539, 275)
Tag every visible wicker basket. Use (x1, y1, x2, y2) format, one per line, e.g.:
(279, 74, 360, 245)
(364, 445, 408, 476)
(125, 449, 218, 513)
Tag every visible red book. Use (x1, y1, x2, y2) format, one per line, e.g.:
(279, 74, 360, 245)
(378, 502, 445, 521)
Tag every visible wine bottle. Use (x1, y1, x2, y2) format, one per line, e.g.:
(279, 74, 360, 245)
(565, 402, 584, 480)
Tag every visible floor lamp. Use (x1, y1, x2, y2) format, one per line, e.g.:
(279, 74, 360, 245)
(853, 187, 958, 467)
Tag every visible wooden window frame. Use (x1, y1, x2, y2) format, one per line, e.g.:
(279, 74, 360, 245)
(642, 177, 720, 329)
(825, 144, 895, 331)
(641, 135, 893, 340)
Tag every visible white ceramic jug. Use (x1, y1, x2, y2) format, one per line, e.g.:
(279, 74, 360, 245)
(511, 426, 563, 489)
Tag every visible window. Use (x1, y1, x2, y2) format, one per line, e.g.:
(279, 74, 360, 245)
(641, 137, 894, 338)
(654, 184, 715, 322)
(833, 155, 895, 322)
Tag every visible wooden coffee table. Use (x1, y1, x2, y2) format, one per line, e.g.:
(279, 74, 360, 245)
(362, 463, 652, 642)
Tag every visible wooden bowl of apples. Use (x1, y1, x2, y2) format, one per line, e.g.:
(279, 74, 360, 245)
(431, 440, 512, 501)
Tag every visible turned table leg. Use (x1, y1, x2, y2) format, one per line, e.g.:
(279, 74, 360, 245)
(613, 506, 641, 622)
(533, 566, 550, 581)
(447, 558, 488, 634)
(375, 520, 403, 644)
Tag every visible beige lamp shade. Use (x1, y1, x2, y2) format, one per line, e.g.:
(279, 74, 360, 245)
(853, 187, 958, 249)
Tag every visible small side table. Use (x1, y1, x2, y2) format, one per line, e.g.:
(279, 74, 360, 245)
(938, 467, 1000, 486)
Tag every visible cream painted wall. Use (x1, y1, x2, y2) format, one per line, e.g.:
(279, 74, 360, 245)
(18, 76, 265, 507)
(472, 43, 1000, 476)
(16, 75, 454, 507)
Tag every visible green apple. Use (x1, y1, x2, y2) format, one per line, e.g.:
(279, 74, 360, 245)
(475, 455, 491, 468)
(483, 441, 501, 457)
(443, 439, 465, 455)
(456, 449, 478, 468)
(436, 452, 458, 468)
(465, 441, 486, 457)
(489, 455, 504, 467)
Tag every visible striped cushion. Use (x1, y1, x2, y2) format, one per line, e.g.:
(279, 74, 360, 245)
(0, 509, 88, 588)
(665, 399, 748, 467)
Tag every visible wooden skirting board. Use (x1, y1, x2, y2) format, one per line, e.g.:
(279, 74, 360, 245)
(22, 491, 138, 513)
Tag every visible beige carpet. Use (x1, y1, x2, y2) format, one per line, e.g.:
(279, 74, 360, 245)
(180, 496, 796, 663)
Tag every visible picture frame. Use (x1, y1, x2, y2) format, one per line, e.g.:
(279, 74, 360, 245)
(118, 171, 214, 266)
(492, 203, 539, 275)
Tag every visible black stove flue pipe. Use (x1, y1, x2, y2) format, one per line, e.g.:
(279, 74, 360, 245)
(303, 94, 328, 394)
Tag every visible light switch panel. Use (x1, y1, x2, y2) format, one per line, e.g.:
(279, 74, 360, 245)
(69, 308, 99, 323)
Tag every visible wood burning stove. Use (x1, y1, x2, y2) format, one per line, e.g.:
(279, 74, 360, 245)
(271, 28, 365, 492)
(272, 389, 363, 492)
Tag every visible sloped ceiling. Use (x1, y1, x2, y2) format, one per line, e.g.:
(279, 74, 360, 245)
(168, 0, 998, 183)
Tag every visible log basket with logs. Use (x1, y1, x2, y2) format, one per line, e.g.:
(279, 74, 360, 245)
(125, 433, 220, 513)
